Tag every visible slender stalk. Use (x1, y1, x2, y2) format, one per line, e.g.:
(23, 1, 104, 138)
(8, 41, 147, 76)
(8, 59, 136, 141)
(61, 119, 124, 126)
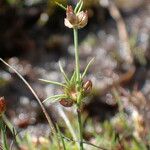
(0, 118, 9, 150)
(2, 115, 21, 144)
(73, 28, 80, 85)
(77, 108, 84, 150)
(0, 58, 61, 150)
(61, 134, 109, 150)
(56, 125, 67, 150)
(58, 107, 78, 142)
(73, 27, 84, 150)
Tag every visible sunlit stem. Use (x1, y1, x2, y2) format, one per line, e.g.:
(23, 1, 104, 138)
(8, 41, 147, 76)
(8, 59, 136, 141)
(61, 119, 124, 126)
(73, 27, 84, 150)
(77, 108, 84, 150)
(73, 28, 80, 87)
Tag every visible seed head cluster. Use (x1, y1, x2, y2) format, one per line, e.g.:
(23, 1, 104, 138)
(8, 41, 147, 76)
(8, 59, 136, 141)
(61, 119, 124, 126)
(59, 80, 92, 107)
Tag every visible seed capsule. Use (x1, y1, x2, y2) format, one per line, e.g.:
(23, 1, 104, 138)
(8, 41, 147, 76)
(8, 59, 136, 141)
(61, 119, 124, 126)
(66, 5, 78, 25)
(64, 5, 88, 29)
(59, 99, 73, 107)
(83, 80, 92, 94)
(0, 97, 6, 116)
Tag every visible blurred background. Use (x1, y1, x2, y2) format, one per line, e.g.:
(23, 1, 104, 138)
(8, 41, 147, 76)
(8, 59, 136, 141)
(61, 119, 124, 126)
(0, 0, 150, 149)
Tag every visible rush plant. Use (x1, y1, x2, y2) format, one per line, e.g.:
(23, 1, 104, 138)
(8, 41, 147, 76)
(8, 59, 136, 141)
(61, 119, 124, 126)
(39, 1, 94, 150)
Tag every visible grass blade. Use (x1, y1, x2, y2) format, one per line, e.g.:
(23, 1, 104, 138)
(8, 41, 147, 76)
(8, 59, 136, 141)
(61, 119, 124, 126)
(58, 107, 79, 148)
(82, 58, 94, 79)
(2, 115, 21, 144)
(58, 61, 70, 83)
(56, 125, 67, 150)
(0, 120, 9, 150)
(39, 79, 66, 87)
(77, 0, 83, 13)
(43, 94, 66, 103)
(74, 0, 82, 13)
(55, 1, 66, 10)
(70, 71, 76, 83)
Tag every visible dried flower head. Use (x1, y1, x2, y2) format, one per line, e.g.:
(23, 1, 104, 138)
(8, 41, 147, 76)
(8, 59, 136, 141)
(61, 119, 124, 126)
(64, 5, 88, 29)
(0, 97, 6, 116)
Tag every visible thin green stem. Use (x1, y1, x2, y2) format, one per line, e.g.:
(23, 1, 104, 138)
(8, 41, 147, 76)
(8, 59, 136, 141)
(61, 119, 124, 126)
(0, 118, 9, 150)
(73, 28, 80, 86)
(73, 27, 84, 150)
(55, 1, 66, 10)
(77, 108, 84, 150)
(58, 107, 78, 143)
(56, 125, 67, 150)
(2, 115, 21, 144)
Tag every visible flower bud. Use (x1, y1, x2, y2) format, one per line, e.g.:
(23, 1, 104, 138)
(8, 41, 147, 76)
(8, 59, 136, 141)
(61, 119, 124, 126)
(59, 98, 73, 107)
(0, 97, 6, 116)
(64, 5, 88, 29)
(83, 80, 92, 94)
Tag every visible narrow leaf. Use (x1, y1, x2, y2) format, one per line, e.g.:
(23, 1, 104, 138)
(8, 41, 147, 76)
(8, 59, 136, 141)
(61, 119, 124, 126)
(56, 125, 66, 150)
(82, 58, 94, 79)
(1, 121, 9, 150)
(77, 0, 83, 13)
(58, 61, 70, 83)
(43, 94, 66, 103)
(55, 1, 66, 10)
(74, 0, 82, 13)
(39, 79, 66, 87)
(70, 71, 76, 83)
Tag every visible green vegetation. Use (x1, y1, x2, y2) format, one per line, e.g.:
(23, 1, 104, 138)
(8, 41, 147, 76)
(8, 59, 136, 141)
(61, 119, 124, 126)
(0, 0, 150, 150)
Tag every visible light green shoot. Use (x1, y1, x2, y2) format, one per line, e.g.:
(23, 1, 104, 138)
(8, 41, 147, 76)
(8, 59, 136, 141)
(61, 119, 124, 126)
(77, 0, 83, 13)
(42, 94, 66, 103)
(81, 58, 94, 79)
(56, 125, 67, 150)
(74, 0, 82, 13)
(39, 79, 66, 87)
(0, 121, 9, 150)
(55, 1, 66, 10)
(58, 61, 70, 84)
(70, 71, 76, 83)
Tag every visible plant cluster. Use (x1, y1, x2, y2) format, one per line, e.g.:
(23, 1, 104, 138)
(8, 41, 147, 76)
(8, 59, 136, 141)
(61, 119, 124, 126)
(0, 1, 150, 150)
(40, 1, 93, 109)
(39, 1, 94, 149)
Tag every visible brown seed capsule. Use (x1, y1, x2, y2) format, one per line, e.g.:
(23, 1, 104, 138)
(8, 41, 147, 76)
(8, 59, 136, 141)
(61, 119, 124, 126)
(0, 97, 6, 116)
(64, 5, 88, 29)
(83, 80, 92, 94)
(59, 99, 73, 107)
(77, 10, 88, 29)
(66, 5, 78, 25)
